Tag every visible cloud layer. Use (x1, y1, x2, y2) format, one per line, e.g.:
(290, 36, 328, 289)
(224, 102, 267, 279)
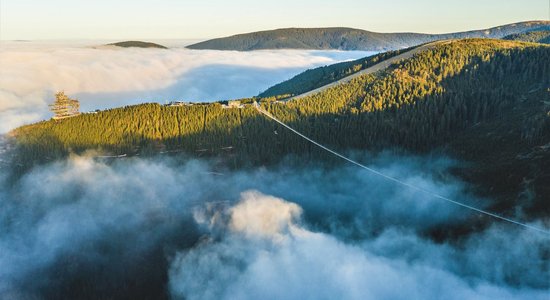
(0, 41, 375, 132)
(0, 151, 547, 299)
(170, 191, 549, 300)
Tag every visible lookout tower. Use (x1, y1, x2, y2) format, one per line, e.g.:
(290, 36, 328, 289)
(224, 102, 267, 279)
(49, 92, 81, 120)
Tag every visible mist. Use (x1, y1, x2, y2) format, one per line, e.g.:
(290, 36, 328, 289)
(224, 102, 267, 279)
(170, 192, 548, 300)
(0, 149, 547, 299)
(0, 41, 375, 132)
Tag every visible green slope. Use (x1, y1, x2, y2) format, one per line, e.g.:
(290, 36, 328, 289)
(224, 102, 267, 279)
(10, 39, 550, 217)
(187, 21, 550, 51)
(259, 47, 410, 98)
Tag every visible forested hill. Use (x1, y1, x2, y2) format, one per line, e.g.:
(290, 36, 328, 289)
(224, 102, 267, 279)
(10, 39, 550, 217)
(106, 41, 168, 49)
(187, 21, 550, 51)
(503, 30, 550, 44)
(259, 47, 411, 98)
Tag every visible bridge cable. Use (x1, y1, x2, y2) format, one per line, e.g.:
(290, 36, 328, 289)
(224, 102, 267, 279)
(253, 102, 550, 235)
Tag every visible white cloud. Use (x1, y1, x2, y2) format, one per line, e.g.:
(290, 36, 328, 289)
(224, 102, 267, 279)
(0, 41, 375, 132)
(228, 191, 303, 241)
(0, 153, 547, 298)
(169, 191, 549, 300)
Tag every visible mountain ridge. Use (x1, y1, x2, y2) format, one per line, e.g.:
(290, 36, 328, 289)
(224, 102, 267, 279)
(187, 21, 550, 51)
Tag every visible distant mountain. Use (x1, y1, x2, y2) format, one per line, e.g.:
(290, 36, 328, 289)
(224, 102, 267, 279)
(187, 21, 550, 51)
(107, 41, 168, 49)
(503, 30, 550, 44)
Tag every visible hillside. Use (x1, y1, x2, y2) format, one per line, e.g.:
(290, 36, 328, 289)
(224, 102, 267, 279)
(107, 41, 168, 49)
(10, 39, 550, 218)
(187, 21, 550, 51)
(260, 41, 444, 99)
(503, 30, 550, 44)
(259, 47, 410, 98)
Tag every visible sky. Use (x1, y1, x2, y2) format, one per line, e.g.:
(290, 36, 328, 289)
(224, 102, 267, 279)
(0, 0, 548, 40)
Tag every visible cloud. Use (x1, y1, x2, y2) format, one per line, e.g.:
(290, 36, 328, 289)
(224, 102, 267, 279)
(0, 41, 375, 132)
(0, 156, 209, 298)
(169, 191, 549, 300)
(228, 191, 303, 241)
(0, 151, 547, 299)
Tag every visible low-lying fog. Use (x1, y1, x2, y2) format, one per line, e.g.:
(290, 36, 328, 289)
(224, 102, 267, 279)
(0, 150, 548, 299)
(0, 41, 376, 132)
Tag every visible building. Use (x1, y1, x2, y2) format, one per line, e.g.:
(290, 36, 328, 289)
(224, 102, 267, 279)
(227, 100, 243, 108)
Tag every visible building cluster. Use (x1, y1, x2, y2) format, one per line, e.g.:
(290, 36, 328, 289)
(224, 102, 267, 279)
(165, 100, 245, 109)
(221, 100, 244, 109)
(166, 101, 196, 107)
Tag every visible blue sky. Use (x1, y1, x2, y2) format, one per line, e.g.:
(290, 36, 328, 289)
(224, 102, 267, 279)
(0, 0, 548, 40)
